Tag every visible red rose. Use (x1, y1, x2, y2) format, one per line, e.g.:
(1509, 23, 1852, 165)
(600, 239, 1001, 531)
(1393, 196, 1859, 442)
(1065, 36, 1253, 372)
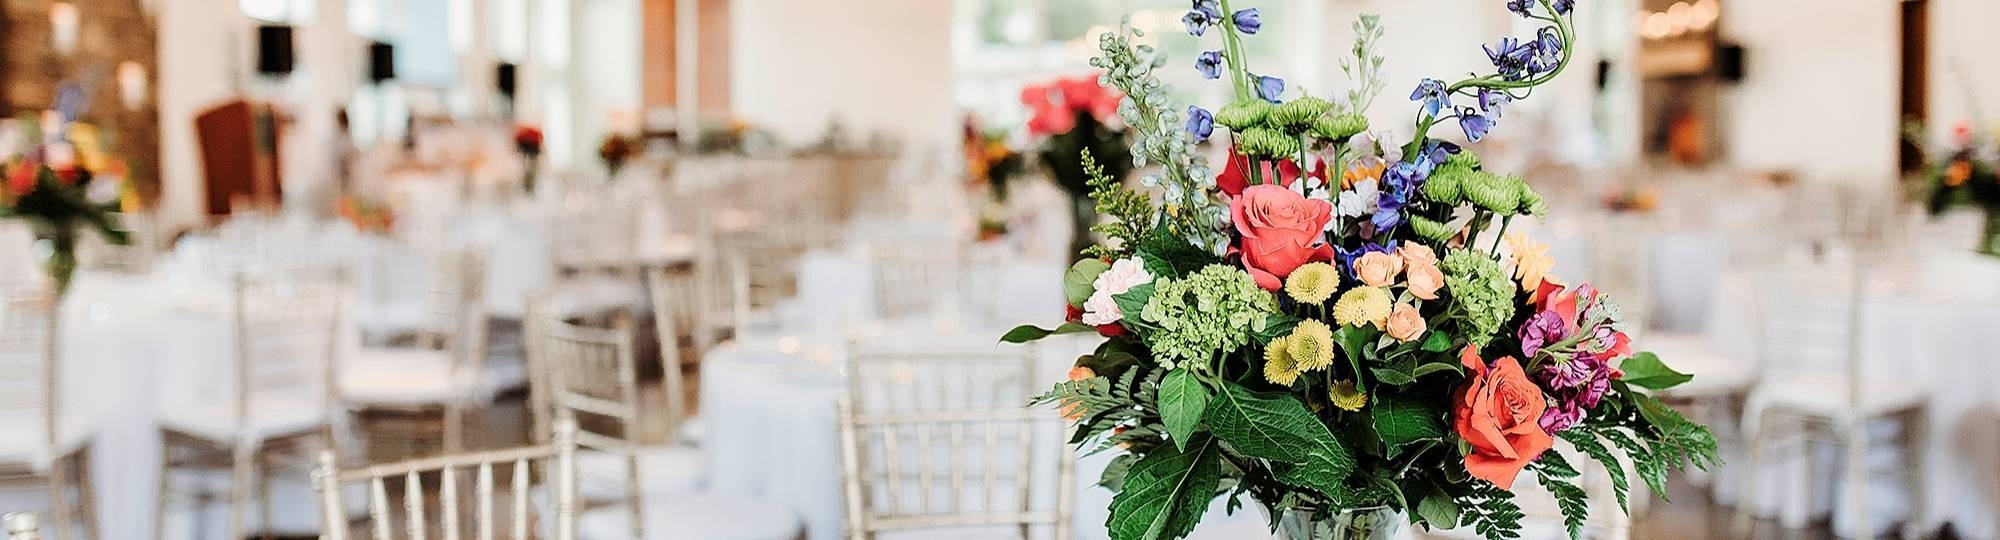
(1231, 185, 1334, 290)
(1064, 303, 1084, 323)
(1453, 346, 1555, 489)
(1216, 150, 1329, 197)
(8, 160, 38, 195)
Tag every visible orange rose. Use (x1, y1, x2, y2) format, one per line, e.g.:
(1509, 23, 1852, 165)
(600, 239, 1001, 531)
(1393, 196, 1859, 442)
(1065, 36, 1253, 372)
(1452, 346, 1553, 489)
(1353, 251, 1404, 287)
(1386, 303, 1426, 342)
(1400, 243, 1444, 300)
(1231, 185, 1335, 290)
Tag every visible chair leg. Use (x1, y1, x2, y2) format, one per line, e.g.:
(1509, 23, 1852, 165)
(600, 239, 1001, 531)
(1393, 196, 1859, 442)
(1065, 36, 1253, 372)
(229, 443, 254, 540)
(72, 446, 100, 540)
(1736, 413, 1769, 536)
(155, 439, 172, 540)
(1844, 423, 1871, 540)
(1903, 411, 1929, 540)
(626, 450, 645, 538)
(445, 402, 466, 454)
(48, 451, 73, 540)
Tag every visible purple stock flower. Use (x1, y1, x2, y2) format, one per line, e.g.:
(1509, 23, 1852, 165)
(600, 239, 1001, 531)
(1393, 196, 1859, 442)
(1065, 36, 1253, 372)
(1459, 112, 1493, 142)
(1253, 74, 1285, 103)
(1539, 401, 1585, 433)
(1182, 1, 1222, 36)
(1410, 78, 1450, 118)
(1195, 51, 1224, 80)
(1186, 106, 1214, 143)
(1518, 310, 1570, 357)
(1232, 8, 1262, 35)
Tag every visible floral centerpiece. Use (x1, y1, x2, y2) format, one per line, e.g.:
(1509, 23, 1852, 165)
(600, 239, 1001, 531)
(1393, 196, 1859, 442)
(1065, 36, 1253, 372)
(1909, 121, 2000, 254)
(1, 115, 130, 295)
(1022, 75, 1133, 259)
(598, 133, 637, 177)
(1004, 2, 1718, 539)
(514, 124, 544, 193)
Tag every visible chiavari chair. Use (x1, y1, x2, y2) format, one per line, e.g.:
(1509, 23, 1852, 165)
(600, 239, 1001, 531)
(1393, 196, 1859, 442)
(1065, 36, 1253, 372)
(343, 247, 499, 460)
(155, 268, 346, 540)
(524, 299, 801, 540)
(837, 344, 1073, 540)
(1733, 254, 1927, 539)
(868, 237, 965, 321)
(644, 267, 697, 445)
(0, 287, 95, 540)
(313, 419, 581, 539)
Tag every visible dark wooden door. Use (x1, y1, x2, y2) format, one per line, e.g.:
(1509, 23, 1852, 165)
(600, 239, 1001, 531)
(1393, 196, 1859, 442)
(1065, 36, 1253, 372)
(1900, 0, 1931, 173)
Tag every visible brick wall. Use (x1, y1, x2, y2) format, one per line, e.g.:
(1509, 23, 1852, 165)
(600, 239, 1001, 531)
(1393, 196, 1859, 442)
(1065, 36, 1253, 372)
(1, 0, 161, 202)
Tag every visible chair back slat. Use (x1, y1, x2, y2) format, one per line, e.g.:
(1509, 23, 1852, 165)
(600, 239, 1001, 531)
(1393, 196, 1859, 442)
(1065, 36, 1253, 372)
(645, 267, 692, 442)
(315, 421, 580, 539)
(232, 269, 343, 430)
(0, 287, 55, 448)
(528, 307, 640, 449)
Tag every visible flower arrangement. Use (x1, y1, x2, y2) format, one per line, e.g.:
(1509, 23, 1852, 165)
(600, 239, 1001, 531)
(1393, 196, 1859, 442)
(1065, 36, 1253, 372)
(1, 115, 130, 294)
(598, 133, 638, 177)
(964, 114, 1027, 202)
(514, 124, 543, 193)
(336, 195, 396, 235)
(1004, 2, 1718, 539)
(1909, 121, 2000, 254)
(1022, 75, 1134, 258)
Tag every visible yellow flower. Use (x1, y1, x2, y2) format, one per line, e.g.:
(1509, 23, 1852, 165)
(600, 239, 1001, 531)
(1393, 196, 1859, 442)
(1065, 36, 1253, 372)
(1332, 286, 1392, 329)
(1329, 380, 1367, 411)
(1352, 251, 1404, 287)
(1386, 303, 1427, 343)
(1504, 232, 1554, 293)
(1286, 319, 1337, 372)
(1285, 262, 1340, 304)
(1263, 335, 1301, 386)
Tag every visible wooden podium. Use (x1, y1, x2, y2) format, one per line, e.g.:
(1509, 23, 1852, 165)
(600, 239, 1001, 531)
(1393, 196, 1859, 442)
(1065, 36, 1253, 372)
(194, 99, 284, 218)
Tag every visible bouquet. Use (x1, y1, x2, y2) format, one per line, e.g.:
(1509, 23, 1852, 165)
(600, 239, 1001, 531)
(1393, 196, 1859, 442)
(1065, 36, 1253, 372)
(598, 133, 637, 177)
(1005, 2, 1718, 539)
(964, 114, 1026, 202)
(1, 116, 130, 294)
(514, 124, 544, 193)
(336, 195, 396, 235)
(1909, 121, 2000, 254)
(1022, 75, 1133, 258)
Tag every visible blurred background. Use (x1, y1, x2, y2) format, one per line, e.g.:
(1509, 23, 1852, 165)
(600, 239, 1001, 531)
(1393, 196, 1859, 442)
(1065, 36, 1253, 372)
(0, 0, 1995, 538)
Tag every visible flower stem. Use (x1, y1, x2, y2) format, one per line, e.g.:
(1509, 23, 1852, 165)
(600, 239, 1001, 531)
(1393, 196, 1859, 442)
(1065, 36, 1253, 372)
(1402, 0, 1573, 159)
(1217, 0, 1254, 100)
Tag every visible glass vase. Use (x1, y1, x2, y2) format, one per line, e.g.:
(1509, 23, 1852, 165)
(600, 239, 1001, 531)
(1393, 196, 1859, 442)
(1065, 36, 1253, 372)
(1979, 210, 2000, 256)
(1276, 506, 1400, 540)
(35, 227, 78, 298)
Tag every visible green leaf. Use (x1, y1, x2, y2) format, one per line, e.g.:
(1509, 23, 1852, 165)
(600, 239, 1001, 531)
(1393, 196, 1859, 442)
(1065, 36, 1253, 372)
(1370, 367, 1416, 387)
(1064, 258, 1113, 307)
(1202, 382, 1357, 497)
(1000, 322, 1097, 343)
(1111, 282, 1157, 333)
(1534, 464, 1590, 540)
(1332, 326, 1378, 362)
(1629, 390, 1687, 432)
(1251, 313, 1302, 343)
(1604, 429, 1670, 500)
(1159, 369, 1210, 451)
(1107, 434, 1222, 540)
(1416, 488, 1462, 528)
(1372, 392, 1447, 457)
(1099, 454, 1137, 490)
(1618, 352, 1693, 390)
(1421, 330, 1454, 353)
(1411, 360, 1462, 379)
(1137, 222, 1220, 277)
(1558, 429, 1631, 512)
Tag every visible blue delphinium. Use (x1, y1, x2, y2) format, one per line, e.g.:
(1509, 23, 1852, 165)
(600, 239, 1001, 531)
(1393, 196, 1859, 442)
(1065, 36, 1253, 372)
(1195, 51, 1224, 80)
(1485, 37, 1537, 80)
(1232, 8, 1262, 35)
(1506, 0, 1534, 16)
(1459, 112, 1493, 142)
(1411, 78, 1450, 118)
(1554, 0, 1575, 15)
(1182, 1, 1221, 36)
(1186, 106, 1215, 143)
(1478, 89, 1511, 118)
(1254, 74, 1285, 103)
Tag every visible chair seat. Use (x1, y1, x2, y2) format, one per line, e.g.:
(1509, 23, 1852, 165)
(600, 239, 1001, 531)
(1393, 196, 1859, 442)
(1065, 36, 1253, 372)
(1746, 375, 1926, 426)
(356, 300, 425, 341)
(159, 396, 328, 444)
(0, 413, 95, 469)
(577, 493, 802, 540)
(575, 446, 705, 500)
(543, 276, 648, 318)
(341, 348, 522, 406)
(1644, 333, 1754, 398)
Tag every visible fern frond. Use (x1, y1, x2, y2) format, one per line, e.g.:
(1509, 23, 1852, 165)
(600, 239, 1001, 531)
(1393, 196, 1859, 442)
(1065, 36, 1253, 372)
(1558, 429, 1631, 512)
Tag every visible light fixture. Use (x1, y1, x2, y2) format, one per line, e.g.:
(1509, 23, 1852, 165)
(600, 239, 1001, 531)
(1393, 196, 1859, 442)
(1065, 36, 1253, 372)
(117, 61, 148, 110)
(1644, 12, 1672, 40)
(1667, 2, 1693, 36)
(1691, 0, 1720, 31)
(50, 2, 80, 55)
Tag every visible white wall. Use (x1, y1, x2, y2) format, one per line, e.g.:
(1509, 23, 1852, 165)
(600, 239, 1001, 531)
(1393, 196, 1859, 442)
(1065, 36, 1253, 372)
(1722, 0, 1899, 184)
(573, 0, 642, 169)
(731, 0, 956, 146)
(155, 0, 244, 230)
(1929, 0, 2000, 139)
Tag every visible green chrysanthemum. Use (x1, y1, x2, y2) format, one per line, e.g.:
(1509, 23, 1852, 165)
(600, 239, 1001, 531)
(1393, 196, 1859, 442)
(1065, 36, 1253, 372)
(1237, 126, 1301, 159)
(1285, 319, 1337, 372)
(1463, 173, 1521, 216)
(1214, 100, 1272, 131)
(1284, 262, 1340, 304)
(1270, 97, 1333, 132)
(1422, 170, 1465, 204)
(1444, 151, 1482, 171)
(1408, 215, 1458, 244)
(1263, 335, 1301, 386)
(1139, 265, 1277, 369)
(1514, 179, 1548, 216)
(1309, 113, 1370, 142)
(1441, 249, 1516, 345)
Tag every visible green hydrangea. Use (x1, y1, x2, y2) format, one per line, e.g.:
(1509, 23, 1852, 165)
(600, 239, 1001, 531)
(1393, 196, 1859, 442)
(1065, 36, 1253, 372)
(1441, 250, 1515, 345)
(1140, 265, 1277, 369)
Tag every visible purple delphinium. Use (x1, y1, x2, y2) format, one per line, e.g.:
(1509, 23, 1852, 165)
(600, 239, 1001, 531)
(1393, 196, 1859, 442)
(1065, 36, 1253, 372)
(1253, 74, 1285, 103)
(1553, 0, 1575, 15)
(1195, 51, 1224, 80)
(1182, 1, 1221, 36)
(1186, 106, 1214, 143)
(1232, 8, 1262, 35)
(1478, 89, 1512, 118)
(1485, 36, 1538, 81)
(1410, 78, 1450, 118)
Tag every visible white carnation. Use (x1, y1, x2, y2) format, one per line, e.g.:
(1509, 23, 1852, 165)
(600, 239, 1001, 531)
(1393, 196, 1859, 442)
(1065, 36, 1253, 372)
(1079, 257, 1153, 325)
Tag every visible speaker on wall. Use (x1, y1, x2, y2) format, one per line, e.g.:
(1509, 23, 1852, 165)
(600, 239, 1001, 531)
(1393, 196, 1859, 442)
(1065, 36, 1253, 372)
(256, 25, 295, 76)
(1716, 43, 1746, 83)
(368, 41, 397, 83)
(496, 63, 518, 98)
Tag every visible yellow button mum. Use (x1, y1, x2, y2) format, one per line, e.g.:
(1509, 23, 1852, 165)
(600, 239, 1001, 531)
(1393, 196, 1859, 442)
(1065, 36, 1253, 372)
(1332, 286, 1392, 329)
(1263, 335, 1301, 386)
(1285, 262, 1340, 304)
(1285, 319, 1336, 372)
(1329, 379, 1367, 411)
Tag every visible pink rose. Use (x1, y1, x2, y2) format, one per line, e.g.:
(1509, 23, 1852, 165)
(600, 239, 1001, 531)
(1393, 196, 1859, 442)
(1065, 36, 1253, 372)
(1401, 242, 1444, 300)
(1232, 185, 1335, 290)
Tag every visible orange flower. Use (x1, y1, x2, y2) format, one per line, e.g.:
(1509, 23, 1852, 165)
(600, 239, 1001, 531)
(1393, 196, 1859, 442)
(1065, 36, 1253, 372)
(1452, 346, 1553, 490)
(1353, 251, 1404, 287)
(1342, 157, 1387, 190)
(1386, 303, 1426, 342)
(1947, 160, 1972, 187)
(1061, 366, 1098, 420)
(1400, 243, 1444, 301)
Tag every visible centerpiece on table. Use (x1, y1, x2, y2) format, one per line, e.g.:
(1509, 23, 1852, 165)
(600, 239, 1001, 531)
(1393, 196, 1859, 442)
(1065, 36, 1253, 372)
(1021, 75, 1133, 260)
(1005, 2, 1719, 539)
(0, 114, 131, 295)
(964, 115, 1027, 241)
(1909, 120, 2000, 254)
(514, 124, 544, 194)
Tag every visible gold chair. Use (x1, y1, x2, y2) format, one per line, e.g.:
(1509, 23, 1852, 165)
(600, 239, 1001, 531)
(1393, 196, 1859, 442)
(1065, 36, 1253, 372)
(0, 288, 96, 540)
(343, 247, 496, 460)
(313, 419, 581, 539)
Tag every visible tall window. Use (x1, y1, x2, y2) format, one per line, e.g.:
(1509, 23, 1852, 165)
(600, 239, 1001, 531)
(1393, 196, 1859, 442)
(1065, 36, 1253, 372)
(241, 0, 315, 23)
